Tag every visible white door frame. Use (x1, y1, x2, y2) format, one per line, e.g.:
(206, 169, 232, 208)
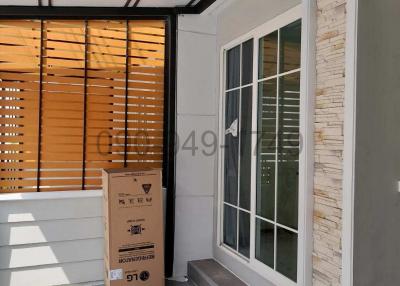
(298, 0, 316, 285)
(216, 2, 316, 285)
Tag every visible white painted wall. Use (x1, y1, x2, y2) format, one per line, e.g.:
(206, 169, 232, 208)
(173, 13, 218, 278)
(0, 192, 104, 286)
(216, 0, 302, 48)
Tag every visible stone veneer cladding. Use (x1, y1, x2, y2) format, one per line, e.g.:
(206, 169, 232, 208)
(313, 0, 347, 285)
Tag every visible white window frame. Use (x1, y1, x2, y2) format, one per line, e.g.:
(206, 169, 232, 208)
(217, 4, 315, 286)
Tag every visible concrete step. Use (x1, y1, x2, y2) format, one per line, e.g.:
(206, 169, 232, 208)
(188, 259, 246, 286)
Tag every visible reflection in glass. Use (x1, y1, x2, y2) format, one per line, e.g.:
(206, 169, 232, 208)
(277, 72, 300, 229)
(242, 39, 254, 85)
(224, 90, 239, 205)
(276, 227, 298, 282)
(256, 80, 277, 220)
(239, 87, 252, 210)
(280, 19, 302, 73)
(238, 211, 250, 258)
(255, 218, 274, 268)
(226, 45, 240, 89)
(223, 204, 237, 249)
(259, 31, 278, 79)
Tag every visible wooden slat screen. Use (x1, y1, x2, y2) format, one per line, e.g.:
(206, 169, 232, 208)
(0, 19, 165, 192)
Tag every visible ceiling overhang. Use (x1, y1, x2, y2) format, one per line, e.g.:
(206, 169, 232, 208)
(0, 0, 217, 18)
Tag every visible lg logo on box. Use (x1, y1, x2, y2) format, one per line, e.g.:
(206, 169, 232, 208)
(140, 271, 150, 281)
(127, 271, 150, 282)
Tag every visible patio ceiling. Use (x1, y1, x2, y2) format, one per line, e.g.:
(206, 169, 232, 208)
(0, 0, 217, 15)
(0, 0, 203, 8)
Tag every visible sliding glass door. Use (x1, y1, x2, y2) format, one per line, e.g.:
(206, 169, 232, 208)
(256, 19, 301, 282)
(223, 39, 254, 258)
(220, 16, 302, 285)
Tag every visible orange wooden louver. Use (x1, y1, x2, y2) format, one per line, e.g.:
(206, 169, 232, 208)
(0, 19, 165, 192)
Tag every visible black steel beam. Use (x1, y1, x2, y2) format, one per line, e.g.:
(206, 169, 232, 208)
(0, 6, 197, 18)
(186, 0, 196, 7)
(124, 0, 132, 7)
(0, 0, 218, 18)
(133, 0, 140, 7)
(194, 0, 217, 13)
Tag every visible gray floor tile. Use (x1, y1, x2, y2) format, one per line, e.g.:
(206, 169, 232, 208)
(165, 279, 194, 286)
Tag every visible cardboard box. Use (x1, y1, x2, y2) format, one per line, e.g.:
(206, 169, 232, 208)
(103, 168, 165, 286)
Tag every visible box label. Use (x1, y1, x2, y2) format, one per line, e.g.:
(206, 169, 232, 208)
(109, 269, 123, 281)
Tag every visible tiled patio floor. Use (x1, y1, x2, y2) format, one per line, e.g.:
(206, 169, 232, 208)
(82, 280, 192, 286)
(165, 279, 193, 285)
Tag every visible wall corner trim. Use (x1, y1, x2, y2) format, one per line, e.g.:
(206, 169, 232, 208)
(298, 0, 317, 285)
(342, 0, 359, 285)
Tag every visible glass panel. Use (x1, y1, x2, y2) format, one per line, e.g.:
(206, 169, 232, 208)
(238, 211, 250, 258)
(224, 90, 239, 205)
(280, 19, 302, 73)
(276, 227, 298, 282)
(259, 31, 278, 79)
(241, 39, 253, 85)
(239, 87, 252, 210)
(223, 204, 237, 249)
(277, 72, 300, 229)
(226, 45, 241, 90)
(255, 218, 274, 268)
(256, 79, 277, 220)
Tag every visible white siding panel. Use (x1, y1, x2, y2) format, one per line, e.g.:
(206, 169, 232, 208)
(0, 260, 104, 286)
(0, 193, 105, 286)
(0, 197, 103, 224)
(0, 217, 103, 246)
(0, 238, 103, 270)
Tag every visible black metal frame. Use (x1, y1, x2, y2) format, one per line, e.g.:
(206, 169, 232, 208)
(81, 20, 89, 190)
(0, 13, 177, 279)
(0, 7, 189, 18)
(0, 0, 216, 277)
(36, 20, 44, 192)
(124, 20, 130, 168)
(163, 14, 177, 278)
